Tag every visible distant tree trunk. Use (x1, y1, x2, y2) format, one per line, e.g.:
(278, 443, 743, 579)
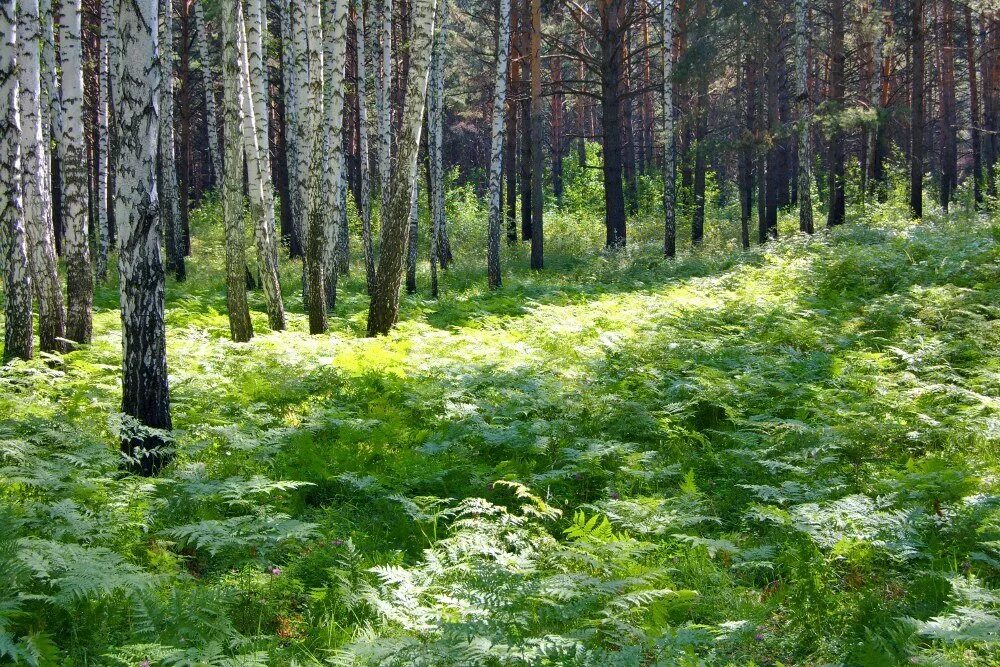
(738, 41, 753, 250)
(763, 33, 780, 241)
(487, 0, 512, 289)
(910, 0, 925, 217)
(427, 0, 449, 294)
(356, 0, 375, 294)
(320, 0, 349, 311)
(237, 0, 285, 330)
(504, 0, 518, 244)
(1, 0, 33, 362)
(158, 0, 184, 283)
(870, 0, 890, 196)
(40, 0, 60, 253)
(114, 0, 172, 475)
(405, 173, 418, 294)
(279, 0, 303, 257)
(177, 0, 193, 256)
(599, 0, 627, 249)
(794, 0, 813, 233)
(95, 0, 112, 280)
(550, 55, 564, 207)
(576, 17, 586, 167)
(691, 72, 707, 245)
(60, 0, 93, 344)
(826, 0, 846, 227)
(983, 16, 997, 198)
(519, 0, 531, 242)
(622, 42, 638, 217)
(221, 0, 253, 342)
(376, 0, 392, 214)
(194, 0, 222, 187)
(939, 0, 957, 211)
(19, 0, 65, 353)
(662, 0, 676, 257)
(528, 0, 542, 268)
(367, 0, 437, 336)
(965, 5, 983, 207)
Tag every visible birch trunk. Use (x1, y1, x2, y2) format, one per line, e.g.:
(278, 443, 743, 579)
(113, 0, 172, 475)
(355, 0, 375, 294)
(39, 0, 59, 231)
(486, 0, 512, 290)
(221, 0, 253, 341)
(321, 0, 349, 311)
(280, 0, 304, 255)
(794, 0, 814, 233)
(95, 0, 112, 281)
(336, 143, 349, 274)
(159, 0, 185, 282)
(661, 0, 676, 258)
(238, 0, 286, 330)
(1, 0, 32, 361)
(295, 0, 315, 291)
(376, 0, 392, 211)
(59, 0, 93, 343)
(303, 0, 327, 334)
(194, 0, 222, 186)
(427, 0, 447, 295)
(18, 0, 65, 352)
(405, 178, 418, 293)
(367, 0, 437, 336)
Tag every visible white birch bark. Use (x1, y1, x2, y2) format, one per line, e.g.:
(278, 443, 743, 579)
(367, 0, 437, 336)
(159, 0, 184, 280)
(280, 0, 303, 252)
(113, 0, 172, 474)
(376, 0, 392, 211)
(1, 0, 32, 361)
(221, 0, 253, 341)
(95, 0, 112, 281)
(18, 0, 65, 352)
(303, 0, 327, 333)
(294, 0, 314, 268)
(195, 0, 223, 186)
(427, 0, 448, 295)
(39, 0, 59, 164)
(661, 0, 676, 258)
(355, 0, 375, 294)
(237, 0, 286, 330)
(321, 0, 348, 307)
(336, 138, 349, 274)
(59, 0, 93, 343)
(486, 0, 511, 290)
(794, 0, 813, 233)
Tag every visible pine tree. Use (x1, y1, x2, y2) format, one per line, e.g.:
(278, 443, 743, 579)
(95, 0, 112, 282)
(662, 0, 676, 257)
(794, 0, 813, 233)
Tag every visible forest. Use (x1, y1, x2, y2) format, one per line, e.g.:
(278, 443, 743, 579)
(1, 0, 999, 663)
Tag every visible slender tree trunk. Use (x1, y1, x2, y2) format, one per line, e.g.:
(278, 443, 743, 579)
(1, 0, 33, 362)
(194, 0, 222, 187)
(19, 0, 65, 353)
(95, 0, 111, 281)
(487, 0, 511, 289)
(60, 0, 93, 343)
(691, 72, 707, 245)
(320, 0, 349, 313)
(505, 0, 519, 244)
(600, 0, 627, 249)
(518, 0, 531, 242)
(528, 0, 542, 268)
(870, 0, 890, 196)
(662, 0, 676, 257)
(550, 55, 563, 207)
(376, 0, 392, 214)
(356, 0, 375, 294)
(911, 0, 925, 217)
(405, 174, 418, 293)
(622, 42, 638, 218)
(367, 0, 437, 336)
(428, 0, 449, 277)
(159, 0, 185, 283)
(301, 0, 328, 333)
(795, 0, 814, 233)
(114, 0, 172, 475)
(221, 0, 253, 342)
(826, 0, 846, 227)
(939, 0, 957, 210)
(177, 0, 192, 257)
(983, 16, 997, 198)
(738, 39, 753, 250)
(576, 15, 586, 166)
(965, 5, 983, 207)
(40, 0, 60, 253)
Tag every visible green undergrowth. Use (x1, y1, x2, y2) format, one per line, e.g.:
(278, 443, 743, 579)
(1, 192, 999, 666)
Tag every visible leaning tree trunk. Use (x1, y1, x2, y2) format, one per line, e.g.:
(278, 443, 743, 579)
(159, 0, 185, 282)
(356, 0, 375, 294)
(237, 0, 285, 330)
(194, 0, 222, 186)
(1, 0, 33, 362)
(221, 0, 253, 342)
(95, 0, 112, 281)
(367, 0, 437, 337)
(910, 0, 925, 218)
(18, 0, 65, 353)
(113, 0, 172, 475)
(486, 0, 512, 290)
(794, 0, 814, 233)
(321, 0, 349, 311)
(662, 0, 675, 257)
(303, 0, 327, 334)
(59, 0, 93, 344)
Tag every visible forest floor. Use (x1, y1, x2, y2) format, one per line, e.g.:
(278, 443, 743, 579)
(1, 198, 999, 666)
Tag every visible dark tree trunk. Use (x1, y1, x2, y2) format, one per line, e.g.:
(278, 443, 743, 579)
(827, 0, 846, 226)
(599, 0, 627, 249)
(528, 0, 543, 269)
(966, 5, 983, 206)
(910, 0, 925, 217)
(692, 72, 707, 245)
(939, 0, 957, 211)
(505, 0, 519, 244)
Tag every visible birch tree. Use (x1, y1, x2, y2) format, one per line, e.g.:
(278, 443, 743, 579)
(95, 0, 112, 282)
(280, 0, 304, 255)
(59, 0, 93, 343)
(486, 0, 512, 290)
(18, 0, 64, 352)
(427, 0, 448, 296)
(221, 0, 253, 342)
(1, 0, 32, 362)
(355, 0, 375, 294)
(159, 0, 185, 281)
(194, 0, 222, 186)
(376, 0, 392, 209)
(367, 0, 437, 336)
(794, 0, 813, 233)
(113, 0, 172, 475)
(304, 0, 327, 334)
(295, 0, 316, 294)
(237, 0, 285, 330)
(661, 0, 676, 258)
(321, 0, 349, 311)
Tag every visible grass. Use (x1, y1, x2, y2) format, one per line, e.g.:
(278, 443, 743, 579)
(1, 177, 999, 666)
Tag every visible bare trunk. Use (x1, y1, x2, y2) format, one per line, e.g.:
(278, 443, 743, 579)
(487, 0, 512, 289)
(795, 0, 814, 233)
(911, 0, 925, 217)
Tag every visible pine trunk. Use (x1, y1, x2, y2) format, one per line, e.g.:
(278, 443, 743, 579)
(795, 0, 814, 233)
(662, 0, 675, 257)
(826, 0, 846, 227)
(910, 0, 925, 217)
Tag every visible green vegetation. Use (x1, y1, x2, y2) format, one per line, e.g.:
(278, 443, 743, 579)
(2, 184, 999, 665)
